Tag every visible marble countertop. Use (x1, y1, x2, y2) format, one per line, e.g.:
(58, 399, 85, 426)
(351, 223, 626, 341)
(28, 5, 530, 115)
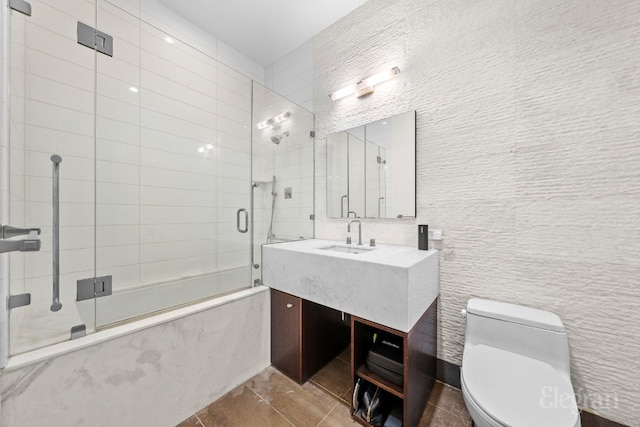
(263, 239, 439, 332)
(263, 239, 435, 268)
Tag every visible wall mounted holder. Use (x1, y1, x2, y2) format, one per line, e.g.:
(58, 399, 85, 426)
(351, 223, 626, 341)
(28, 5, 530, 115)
(77, 21, 113, 57)
(77, 275, 113, 302)
(10, 0, 31, 16)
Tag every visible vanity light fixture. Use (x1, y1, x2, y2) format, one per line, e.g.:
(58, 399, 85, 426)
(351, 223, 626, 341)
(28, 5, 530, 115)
(330, 66, 401, 101)
(256, 111, 291, 130)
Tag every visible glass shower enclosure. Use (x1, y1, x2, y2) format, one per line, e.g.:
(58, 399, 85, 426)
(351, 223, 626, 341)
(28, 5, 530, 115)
(251, 84, 315, 285)
(2, 0, 314, 357)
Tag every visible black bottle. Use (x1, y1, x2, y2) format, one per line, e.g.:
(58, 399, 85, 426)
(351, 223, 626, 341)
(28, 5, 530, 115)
(418, 224, 429, 250)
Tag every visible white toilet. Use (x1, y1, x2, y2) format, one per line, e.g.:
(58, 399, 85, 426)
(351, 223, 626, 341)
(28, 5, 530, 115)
(460, 298, 581, 427)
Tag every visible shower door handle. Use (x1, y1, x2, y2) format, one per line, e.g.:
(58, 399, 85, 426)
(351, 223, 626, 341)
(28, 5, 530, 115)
(237, 208, 248, 233)
(50, 155, 62, 312)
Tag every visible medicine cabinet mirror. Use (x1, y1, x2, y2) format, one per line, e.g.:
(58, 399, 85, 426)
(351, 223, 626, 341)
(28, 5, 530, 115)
(326, 111, 416, 219)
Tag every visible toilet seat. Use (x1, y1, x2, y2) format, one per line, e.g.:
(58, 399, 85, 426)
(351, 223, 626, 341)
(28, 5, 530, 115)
(461, 345, 580, 427)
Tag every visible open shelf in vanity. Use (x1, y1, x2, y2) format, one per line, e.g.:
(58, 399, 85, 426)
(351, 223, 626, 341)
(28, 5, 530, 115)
(350, 299, 437, 427)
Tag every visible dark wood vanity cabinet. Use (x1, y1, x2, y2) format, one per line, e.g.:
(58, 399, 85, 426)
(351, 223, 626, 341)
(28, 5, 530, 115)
(271, 288, 437, 427)
(270, 289, 302, 381)
(351, 299, 437, 427)
(270, 289, 350, 384)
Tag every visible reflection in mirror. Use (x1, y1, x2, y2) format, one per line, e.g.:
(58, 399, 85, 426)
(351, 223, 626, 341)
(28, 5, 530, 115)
(326, 111, 416, 219)
(327, 126, 366, 218)
(365, 140, 383, 217)
(327, 132, 348, 217)
(347, 126, 365, 218)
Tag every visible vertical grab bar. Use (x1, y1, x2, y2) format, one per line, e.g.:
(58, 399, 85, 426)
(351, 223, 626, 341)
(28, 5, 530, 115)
(50, 155, 62, 312)
(236, 208, 248, 233)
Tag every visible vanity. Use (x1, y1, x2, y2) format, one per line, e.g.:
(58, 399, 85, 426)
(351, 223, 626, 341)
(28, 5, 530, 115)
(263, 239, 439, 427)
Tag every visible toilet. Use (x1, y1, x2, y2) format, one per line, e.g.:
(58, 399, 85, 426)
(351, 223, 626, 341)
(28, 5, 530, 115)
(460, 299, 581, 427)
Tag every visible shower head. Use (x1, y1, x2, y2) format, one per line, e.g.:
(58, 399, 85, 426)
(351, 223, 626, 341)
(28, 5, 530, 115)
(271, 131, 290, 145)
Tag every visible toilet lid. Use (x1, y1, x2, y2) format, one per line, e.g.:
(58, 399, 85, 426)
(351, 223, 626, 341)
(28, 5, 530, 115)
(462, 345, 579, 427)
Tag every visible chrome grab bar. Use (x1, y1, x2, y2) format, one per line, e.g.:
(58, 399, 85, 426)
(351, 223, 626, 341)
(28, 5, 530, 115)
(340, 195, 347, 218)
(236, 208, 248, 233)
(50, 155, 62, 312)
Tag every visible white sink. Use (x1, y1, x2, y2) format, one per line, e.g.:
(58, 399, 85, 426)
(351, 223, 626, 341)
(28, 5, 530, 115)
(263, 239, 439, 332)
(319, 245, 376, 254)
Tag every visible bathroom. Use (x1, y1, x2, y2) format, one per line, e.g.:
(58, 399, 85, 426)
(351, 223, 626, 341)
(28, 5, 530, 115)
(0, 0, 638, 426)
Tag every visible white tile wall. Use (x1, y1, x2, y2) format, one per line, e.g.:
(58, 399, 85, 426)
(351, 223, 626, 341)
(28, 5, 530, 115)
(252, 84, 314, 244)
(306, 0, 640, 424)
(4, 0, 262, 356)
(106, 0, 264, 83)
(216, 38, 264, 84)
(94, 3, 254, 298)
(265, 40, 314, 111)
(250, 84, 314, 285)
(7, 0, 97, 343)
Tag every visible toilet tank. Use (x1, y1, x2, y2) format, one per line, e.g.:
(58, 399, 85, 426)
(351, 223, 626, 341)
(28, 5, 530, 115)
(462, 299, 571, 378)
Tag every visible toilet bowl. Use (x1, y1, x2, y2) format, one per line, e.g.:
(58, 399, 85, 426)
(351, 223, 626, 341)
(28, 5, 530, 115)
(460, 299, 581, 427)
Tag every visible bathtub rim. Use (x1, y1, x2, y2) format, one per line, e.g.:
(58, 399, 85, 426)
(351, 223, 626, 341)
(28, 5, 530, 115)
(3, 285, 269, 372)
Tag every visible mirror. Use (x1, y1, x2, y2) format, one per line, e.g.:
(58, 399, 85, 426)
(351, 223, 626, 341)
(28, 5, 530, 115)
(326, 111, 416, 218)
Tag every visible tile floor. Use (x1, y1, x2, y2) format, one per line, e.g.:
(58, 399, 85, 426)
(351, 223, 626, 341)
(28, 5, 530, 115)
(178, 348, 472, 426)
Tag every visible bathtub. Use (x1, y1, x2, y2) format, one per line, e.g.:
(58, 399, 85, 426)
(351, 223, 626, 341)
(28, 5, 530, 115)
(1, 283, 271, 427)
(9, 267, 251, 356)
(78, 268, 251, 330)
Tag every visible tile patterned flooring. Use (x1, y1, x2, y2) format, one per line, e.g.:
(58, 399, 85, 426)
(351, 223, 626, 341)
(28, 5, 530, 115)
(178, 348, 472, 427)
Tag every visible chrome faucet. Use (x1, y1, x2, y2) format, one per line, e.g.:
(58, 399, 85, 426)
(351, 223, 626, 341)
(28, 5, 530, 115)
(347, 219, 362, 246)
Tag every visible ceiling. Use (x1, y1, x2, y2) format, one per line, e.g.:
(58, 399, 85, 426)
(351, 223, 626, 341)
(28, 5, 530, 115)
(157, 0, 368, 66)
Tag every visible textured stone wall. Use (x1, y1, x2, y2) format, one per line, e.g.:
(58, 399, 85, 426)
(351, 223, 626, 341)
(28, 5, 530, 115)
(312, 0, 640, 424)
